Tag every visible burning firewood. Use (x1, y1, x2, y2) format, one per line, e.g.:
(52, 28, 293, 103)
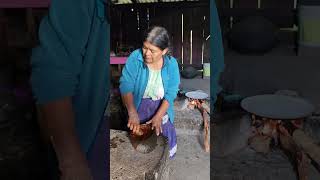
(181, 97, 211, 152)
(187, 98, 196, 110)
(249, 115, 320, 180)
(201, 102, 210, 114)
(201, 107, 210, 152)
(248, 115, 279, 153)
(241, 94, 316, 179)
(192, 99, 210, 152)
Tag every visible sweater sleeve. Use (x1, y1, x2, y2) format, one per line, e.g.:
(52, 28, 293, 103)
(119, 50, 140, 95)
(210, 0, 225, 109)
(30, 0, 95, 104)
(163, 57, 180, 105)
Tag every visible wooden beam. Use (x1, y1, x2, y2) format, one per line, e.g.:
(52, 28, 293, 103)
(114, 1, 208, 9)
(220, 8, 296, 18)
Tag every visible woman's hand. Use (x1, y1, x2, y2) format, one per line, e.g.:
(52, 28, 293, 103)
(127, 111, 141, 135)
(147, 115, 162, 136)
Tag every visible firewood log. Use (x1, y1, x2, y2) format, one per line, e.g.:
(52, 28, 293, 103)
(279, 126, 309, 180)
(201, 102, 210, 114)
(292, 129, 320, 166)
(195, 100, 210, 152)
(202, 109, 210, 152)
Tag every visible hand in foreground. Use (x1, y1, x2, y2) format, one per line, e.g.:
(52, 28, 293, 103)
(146, 116, 162, 136)
(127, 111, 141, 135)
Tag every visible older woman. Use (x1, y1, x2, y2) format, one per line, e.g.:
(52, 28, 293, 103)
(120, 26, 180, 159)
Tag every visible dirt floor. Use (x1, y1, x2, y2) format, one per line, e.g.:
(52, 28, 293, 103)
(0, 93, 47, 180)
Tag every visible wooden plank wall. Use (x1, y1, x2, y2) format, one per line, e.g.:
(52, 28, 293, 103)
(216, 0, 297, 47)
(217, 0, 296, 27)
(0, 17, 8, 60)
(111, 2, 210, 68)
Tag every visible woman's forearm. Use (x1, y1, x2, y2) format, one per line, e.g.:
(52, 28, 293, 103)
(150, 99, 170, 136)
(38, 97, 86, 167)
(121, 93, 137, 113)
(154, 99, 169, 119)
(122, 93, 141, 134)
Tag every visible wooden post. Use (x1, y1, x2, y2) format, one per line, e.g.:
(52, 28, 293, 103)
(293, 129, 320, 166)
(197, 100, 210, 152)
(278, 125, 310, 180)
(181, 13, 184, 69)
(26, 8, 36, 45)
(190, 30, 192, 64)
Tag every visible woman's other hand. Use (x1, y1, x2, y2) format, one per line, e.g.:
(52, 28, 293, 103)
(127, 111, 141, 135)
(147, 116, 162, 136)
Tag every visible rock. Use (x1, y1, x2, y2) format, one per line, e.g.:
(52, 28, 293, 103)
(248, 135, 272, 154)
(212, 113, 251, 157)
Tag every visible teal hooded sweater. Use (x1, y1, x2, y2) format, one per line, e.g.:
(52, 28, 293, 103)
(119, 49, 180, 124)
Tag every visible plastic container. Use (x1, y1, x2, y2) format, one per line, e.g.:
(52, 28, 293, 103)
(298, 4, 320, 56)
(203, 63, 210, 79)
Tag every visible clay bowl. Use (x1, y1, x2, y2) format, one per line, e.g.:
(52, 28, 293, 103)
(129, 123, 157, 153)
(129, 123, 153, 141)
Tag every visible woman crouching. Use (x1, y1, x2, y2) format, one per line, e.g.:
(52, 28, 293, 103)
(119, 26, 180, 159)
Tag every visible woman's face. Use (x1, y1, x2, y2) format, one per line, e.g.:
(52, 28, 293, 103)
(142, 41, 168, 64)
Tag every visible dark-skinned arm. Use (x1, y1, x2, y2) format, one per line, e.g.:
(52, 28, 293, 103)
(30, 0, 96, 179)
(38, 97, 92, 180)
(147, 100, 170, 135)
(121, 93, 141, 134)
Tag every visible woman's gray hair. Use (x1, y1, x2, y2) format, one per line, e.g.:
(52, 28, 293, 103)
(143, 26, 171, 54)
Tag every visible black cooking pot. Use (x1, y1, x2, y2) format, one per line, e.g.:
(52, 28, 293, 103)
(180, 66, 198, 79)
(228, 16, 278, 54)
